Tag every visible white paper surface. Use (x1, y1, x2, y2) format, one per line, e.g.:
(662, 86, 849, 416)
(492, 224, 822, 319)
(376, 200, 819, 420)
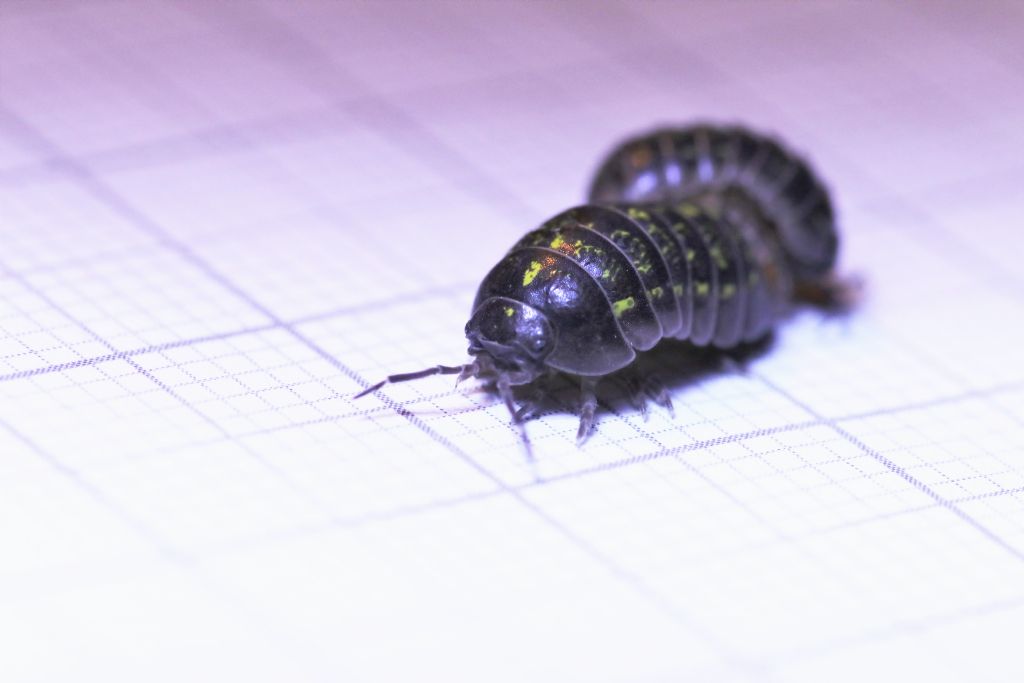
(2, 2, 1024, 681)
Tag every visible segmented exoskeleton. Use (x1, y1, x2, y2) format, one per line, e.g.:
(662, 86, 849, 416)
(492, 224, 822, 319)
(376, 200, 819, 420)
(357, 124, 842, 450)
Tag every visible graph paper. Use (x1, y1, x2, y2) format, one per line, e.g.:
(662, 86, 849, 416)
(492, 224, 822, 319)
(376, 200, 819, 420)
(2, 1, 1024, 681)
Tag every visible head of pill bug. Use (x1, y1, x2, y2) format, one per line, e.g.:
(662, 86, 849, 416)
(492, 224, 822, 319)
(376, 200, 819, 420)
(465, 297, 556, 385)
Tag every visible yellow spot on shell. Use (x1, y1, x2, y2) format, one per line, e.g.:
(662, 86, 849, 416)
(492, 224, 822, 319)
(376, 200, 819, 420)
(504, 306, 515, 317)
(611, 296, 636, 317)
(523, 260, 542, 286)
(673, 284, 685, 296)
(696, 281, 710, 297)
(649, 286, 665, 299)
(550, 235, 566, 249)
(678, 203, 700, 217)
(721, 284, 736, 299)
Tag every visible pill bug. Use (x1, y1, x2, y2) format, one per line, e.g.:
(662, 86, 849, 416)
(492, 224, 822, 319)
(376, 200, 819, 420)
(357, 123, 843, 450)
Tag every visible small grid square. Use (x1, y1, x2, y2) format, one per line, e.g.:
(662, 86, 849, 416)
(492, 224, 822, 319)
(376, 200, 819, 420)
(135, 327, 361, 436)
(21, 246, 272, 352)
(188, 206, 446, 320)
(200, 494, 721, 682)
(0, 275, 111, 376)
(842, 396, 1024, 500)
(0, 457, 159, 599)
(680, 425, 935, 536)
(0, 179, 156, 273)
(0, 359, 223, 468)
(96, 144, 321, 242)
(81, 440, 329, 552)
(235, 416, 503, 522)
(0, 28, 213, 156)
(756, 315, 966, 419)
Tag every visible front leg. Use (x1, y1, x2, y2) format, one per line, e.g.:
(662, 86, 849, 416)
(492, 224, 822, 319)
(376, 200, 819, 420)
(576, 376, 600, 445)
(511, 373, 556, 423)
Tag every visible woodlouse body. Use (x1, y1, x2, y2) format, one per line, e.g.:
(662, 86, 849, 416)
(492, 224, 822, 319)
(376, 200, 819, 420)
(588, 124, 838, 281)
(360, 124, 841, 446)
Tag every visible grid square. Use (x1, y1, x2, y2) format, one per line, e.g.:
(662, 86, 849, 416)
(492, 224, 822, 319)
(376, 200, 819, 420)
(125, 27, 335, 128)
(97, 144, 322, 242)
(21, 245, 272, 352)
(188, 205, 451, 321)
(0, 275, 111, 377)
(918, 169, 1024, 295)
(527, 464, 1024, 657)
(841, 396, 1024, 501)
(0, 179, 156, 273)
(257, 0, 534, 96)
(200, 494, 723, 682)
(0, 455, 159, 601)
(679, 424, 936, 536)
(0, 359, 223, 468)
(135, 327, 360, 436)
(81, 440, 329, 552)
(0, 27, 213, 156)
(755, 315, 966, 420)
(234, 416, 503, 522)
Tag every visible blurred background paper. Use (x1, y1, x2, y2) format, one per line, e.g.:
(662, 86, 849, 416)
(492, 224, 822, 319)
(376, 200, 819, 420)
(2, 1, 1024, 681)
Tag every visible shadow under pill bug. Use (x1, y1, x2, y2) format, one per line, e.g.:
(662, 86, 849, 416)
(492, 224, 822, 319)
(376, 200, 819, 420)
(356, 123, 849, 452)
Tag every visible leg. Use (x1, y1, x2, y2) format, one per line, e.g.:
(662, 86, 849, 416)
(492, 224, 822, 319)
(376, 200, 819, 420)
(513, 375, 552, 423)
(577, 376, 600, 445)
(497, 374, 534, 460)
(514, 402, 542, 423)
(718, 350, 749, 375)
(621, 370, 650, 420)
(641, 375, 675, 418)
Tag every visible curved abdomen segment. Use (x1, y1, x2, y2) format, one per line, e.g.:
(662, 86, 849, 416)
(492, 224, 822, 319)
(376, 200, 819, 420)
(475, 198, 793, 376)
(471, 123, 836, 377)
(588, 124, 838, 281)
